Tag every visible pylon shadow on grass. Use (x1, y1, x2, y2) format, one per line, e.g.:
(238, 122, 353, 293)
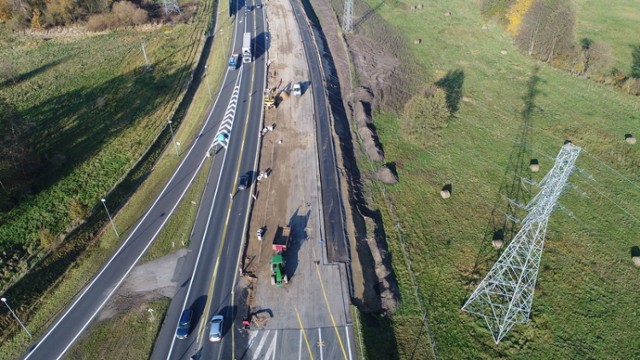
(463, 66, 542, 287)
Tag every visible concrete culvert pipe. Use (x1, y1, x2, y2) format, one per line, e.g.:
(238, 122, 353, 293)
(625, 133, 636, 144)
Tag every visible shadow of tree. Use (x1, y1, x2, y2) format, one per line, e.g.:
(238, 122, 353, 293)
(23, 64, 190, 196)
(435, 69, 464, 114)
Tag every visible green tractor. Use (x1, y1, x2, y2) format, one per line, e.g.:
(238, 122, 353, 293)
(270, 254, 288, 286)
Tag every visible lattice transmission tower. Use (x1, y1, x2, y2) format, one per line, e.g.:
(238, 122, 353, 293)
(163, 0, 181, 16)
(343, 0, 353, 33)
(462, 142, 581, 343)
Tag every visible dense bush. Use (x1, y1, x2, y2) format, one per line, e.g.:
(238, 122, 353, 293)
(401, 86, 450, 147)
(86, 2, 147, 32)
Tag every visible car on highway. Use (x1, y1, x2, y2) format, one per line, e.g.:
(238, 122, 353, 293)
(175, 309, 193, 339)
(256, 3, 262, 8)
(209, 315, 224, 342)
(238, 173, 250, 191)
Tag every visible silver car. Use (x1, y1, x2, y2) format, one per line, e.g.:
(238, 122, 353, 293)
(209, 315, 224, 342)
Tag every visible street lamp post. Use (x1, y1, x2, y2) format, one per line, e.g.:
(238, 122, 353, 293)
(1, 297, 31, 338)
(204, 65, 212, 100)
(168, 120, 179, 157)
(101, 198, 119, 238)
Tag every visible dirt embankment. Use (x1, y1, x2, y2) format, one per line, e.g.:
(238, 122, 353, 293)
(303, 0, 415, 314)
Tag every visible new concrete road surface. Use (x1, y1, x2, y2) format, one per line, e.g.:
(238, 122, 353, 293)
(291, 0, 350, 263)
(21, 5, 256, 360)
(220, 0, 357, 358)
(150, 2, 268, 359)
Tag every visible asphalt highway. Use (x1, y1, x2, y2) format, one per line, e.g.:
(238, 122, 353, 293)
(21, 3, 263, 360)
(151, 2, 267, 359)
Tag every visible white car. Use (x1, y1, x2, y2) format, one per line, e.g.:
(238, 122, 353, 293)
(292, 82, 302, 97)
(209, 315, 224, 342)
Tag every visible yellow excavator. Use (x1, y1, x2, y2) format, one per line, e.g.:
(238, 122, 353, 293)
(264, 86, 276, 109)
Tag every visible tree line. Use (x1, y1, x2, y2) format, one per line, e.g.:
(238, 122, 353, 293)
(482, 0, 640, 96)
(0, 0, 190, 31)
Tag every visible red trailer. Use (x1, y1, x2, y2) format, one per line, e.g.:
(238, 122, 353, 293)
(272, 226, 291, 253)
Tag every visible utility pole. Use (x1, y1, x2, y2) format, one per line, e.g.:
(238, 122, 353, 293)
(343, 0, 353, 33)
(163, 0, 181, 16)
(141, 41, 151, 71)
(462, 142, 581, 343)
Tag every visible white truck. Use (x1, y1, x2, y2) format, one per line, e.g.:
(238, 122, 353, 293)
(242, 32, 252, 63)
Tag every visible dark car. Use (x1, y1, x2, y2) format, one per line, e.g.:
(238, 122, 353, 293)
(238, 174, 250, 191)
(176, 309, 193, 339)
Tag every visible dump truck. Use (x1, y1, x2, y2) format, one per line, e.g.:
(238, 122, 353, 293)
(270, 254, 288, 286)
(242, 32, 252, 63)
(272, 226, 291, 253)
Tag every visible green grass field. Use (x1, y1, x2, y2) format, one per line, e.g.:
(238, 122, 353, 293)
(67, 298, 170, 360)
(0, 24, 200, 288)
(354, 0, 640, 359)
(0, 0, 229, 355)
(574, 0, 640, 71)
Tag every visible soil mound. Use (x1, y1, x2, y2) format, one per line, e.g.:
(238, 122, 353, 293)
(376, 164, 398, 184)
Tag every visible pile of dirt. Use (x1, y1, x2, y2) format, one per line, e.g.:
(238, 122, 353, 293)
(351, 86, 385, 162)
(376, 164, 398, 184)
(363, 217, 399, 314)
(304, 0, 404, 316)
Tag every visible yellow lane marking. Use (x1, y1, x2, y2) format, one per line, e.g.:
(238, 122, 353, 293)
(295, 305, 315, 360)
(196, 35, 258, 354)
(314, 262, 349, 359)
(195, 192, 233, 346)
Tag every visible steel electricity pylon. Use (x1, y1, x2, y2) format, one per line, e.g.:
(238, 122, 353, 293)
(462, 142, 581, 343)
(163, 0, 180, 16)
(343, 0, 353, 33)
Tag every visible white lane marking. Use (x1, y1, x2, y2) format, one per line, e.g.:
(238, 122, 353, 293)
(248, 330, 258, 347)
(345, 326, 353, 360)
(252, 329, 270, 359)
(27, 61, 233, 358)
(166, 69, 244, 359)
(299, 330, 303, 360)
(318, 328, 323, 360)
(264, 329, 278, 360)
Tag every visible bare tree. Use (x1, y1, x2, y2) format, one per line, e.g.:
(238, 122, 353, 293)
(516, 0, 575, 62)
(586, 41, 614, 77)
